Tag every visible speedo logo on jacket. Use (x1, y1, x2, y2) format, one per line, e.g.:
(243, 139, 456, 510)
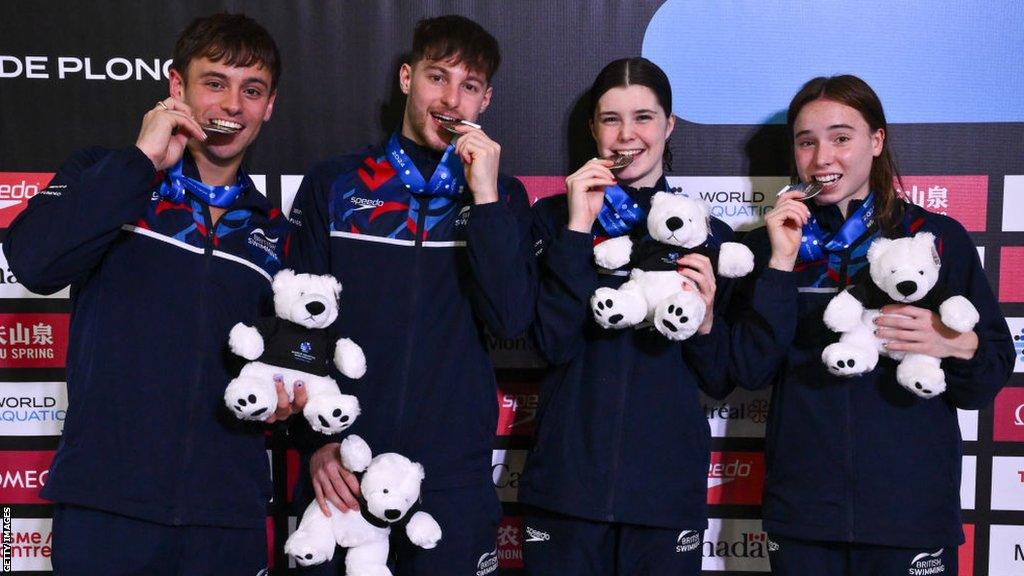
(349, 196, 384, 210)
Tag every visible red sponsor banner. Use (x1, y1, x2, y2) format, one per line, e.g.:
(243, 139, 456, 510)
(960, 523, 974, 576)
(518, 176, 565, 205)
(897, 175, 987, 232)
(0, 450, 54, 504)
(266, 516, 275, 569)
(496, 381, 539, 437)
(7, 519, 53, 568)
(496, 515, 524, 569)
(286, 448, 300, 504)
(0, 172, 53, 227)
(999, 247, 1024, 303)
(993, 387, 1024, 442)
(707, 451, 764, 505)
(0, 313, 69, 368)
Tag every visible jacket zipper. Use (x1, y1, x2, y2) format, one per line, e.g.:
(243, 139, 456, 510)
(391, 197, 429, 447)
(840, 249, 855, 540)
(172, 202, 217, 523)
(604, 337, 632, 521)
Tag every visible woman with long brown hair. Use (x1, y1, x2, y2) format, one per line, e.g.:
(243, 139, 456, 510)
(518, 57, 733, 575)
(729, 74, 1013, 574)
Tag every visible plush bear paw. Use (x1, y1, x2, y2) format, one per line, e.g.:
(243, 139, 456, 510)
(340, 434, 373, 472)
(821, 342, 874, 377)
(591, 287, 645, 329)
(823, 291, 865, 333)
(939, 295, 980, 333)
(305, 393, 361, 435)
(718, 242, 755, 278)
(653, 292, 704, 341)
(284, 531, 331, 567)
(593, 236, 633, 270)
(228, 323, 264, 360)
(334, 338, 367, 380)
(224, 377, 277, 421)
(896, 360, 946, 398)
(405, 511, 443, 549)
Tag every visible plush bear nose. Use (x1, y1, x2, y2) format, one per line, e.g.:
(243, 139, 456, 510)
(305, 301, 326, 315)
(384, 509, 401, 520)
(896, 280, 917, 297)
(665, 216, 684, 231)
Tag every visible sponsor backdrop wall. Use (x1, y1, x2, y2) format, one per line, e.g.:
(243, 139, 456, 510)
(2, 1, 1022, 574)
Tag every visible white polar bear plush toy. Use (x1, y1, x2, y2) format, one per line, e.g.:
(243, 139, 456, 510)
(821, 232, 980, 398)
(591, 192, 754, 341)
(285, 435, 443, 575)
(224, 269, 365, 434)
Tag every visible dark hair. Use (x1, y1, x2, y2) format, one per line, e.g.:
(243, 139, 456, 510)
(172, 12, 281, 91)
(786, 75, 904, 234)
(410, 15, 501, 82)
(588, 57, 674, 171)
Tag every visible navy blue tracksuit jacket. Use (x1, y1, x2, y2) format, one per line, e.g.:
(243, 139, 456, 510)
(729, 200, 1014, 548)
(3, 147, 289, 528)
(518, 184, 734, 530)
(287, 134, 535, 491)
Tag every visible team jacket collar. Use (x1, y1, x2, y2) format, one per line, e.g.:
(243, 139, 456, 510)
(810, 197, 868, 235)
(172, 150, 271, 215)
(621, 175, 669, 215)
(393, 133, 445, 185)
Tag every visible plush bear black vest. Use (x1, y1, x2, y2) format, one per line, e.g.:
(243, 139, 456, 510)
(845, 270, 953, 311)
(253, 317, 333, 377)
(627, 241, 720, 274)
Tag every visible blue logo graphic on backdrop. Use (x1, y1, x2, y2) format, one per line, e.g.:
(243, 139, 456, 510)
(643, 0, 1024, 124)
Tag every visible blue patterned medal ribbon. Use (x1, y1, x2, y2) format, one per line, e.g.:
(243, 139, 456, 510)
(798, 192, 875, 262)
(385, 133, 465, 199)
(596, 185, 645, 238)
(158, 158, 248, 208)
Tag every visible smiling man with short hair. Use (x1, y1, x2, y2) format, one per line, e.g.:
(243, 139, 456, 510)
(3, 12, 295, 575)
(288, 14, 534, 576)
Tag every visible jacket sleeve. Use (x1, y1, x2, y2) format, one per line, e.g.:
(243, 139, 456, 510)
(681, 219, 737, 400)
(683, 315, 733, 399)
(464, 176, 537, 339)
(939, 221, 1014, 409)
(3, 146, 156, 294)
(727, 228, 800, 391)
(285, 162, 333, 276)
(529, 199, 600, 366)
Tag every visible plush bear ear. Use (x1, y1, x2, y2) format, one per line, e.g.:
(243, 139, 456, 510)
(912, 232, 940, 267)
(866, 237, 892, 265)
(272, 269, 296, 292)
(413, 462, 425, 482)
(327, 275, 343, 298)
(696, 198, 711, 229)
(651, 192, 669, 206)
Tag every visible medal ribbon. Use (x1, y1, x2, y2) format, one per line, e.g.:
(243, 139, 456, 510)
(158, 158, 248, 208)
(385, 132, 465, 199)
(798, 192, 875, 262)
(596, 185, 645, 238)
